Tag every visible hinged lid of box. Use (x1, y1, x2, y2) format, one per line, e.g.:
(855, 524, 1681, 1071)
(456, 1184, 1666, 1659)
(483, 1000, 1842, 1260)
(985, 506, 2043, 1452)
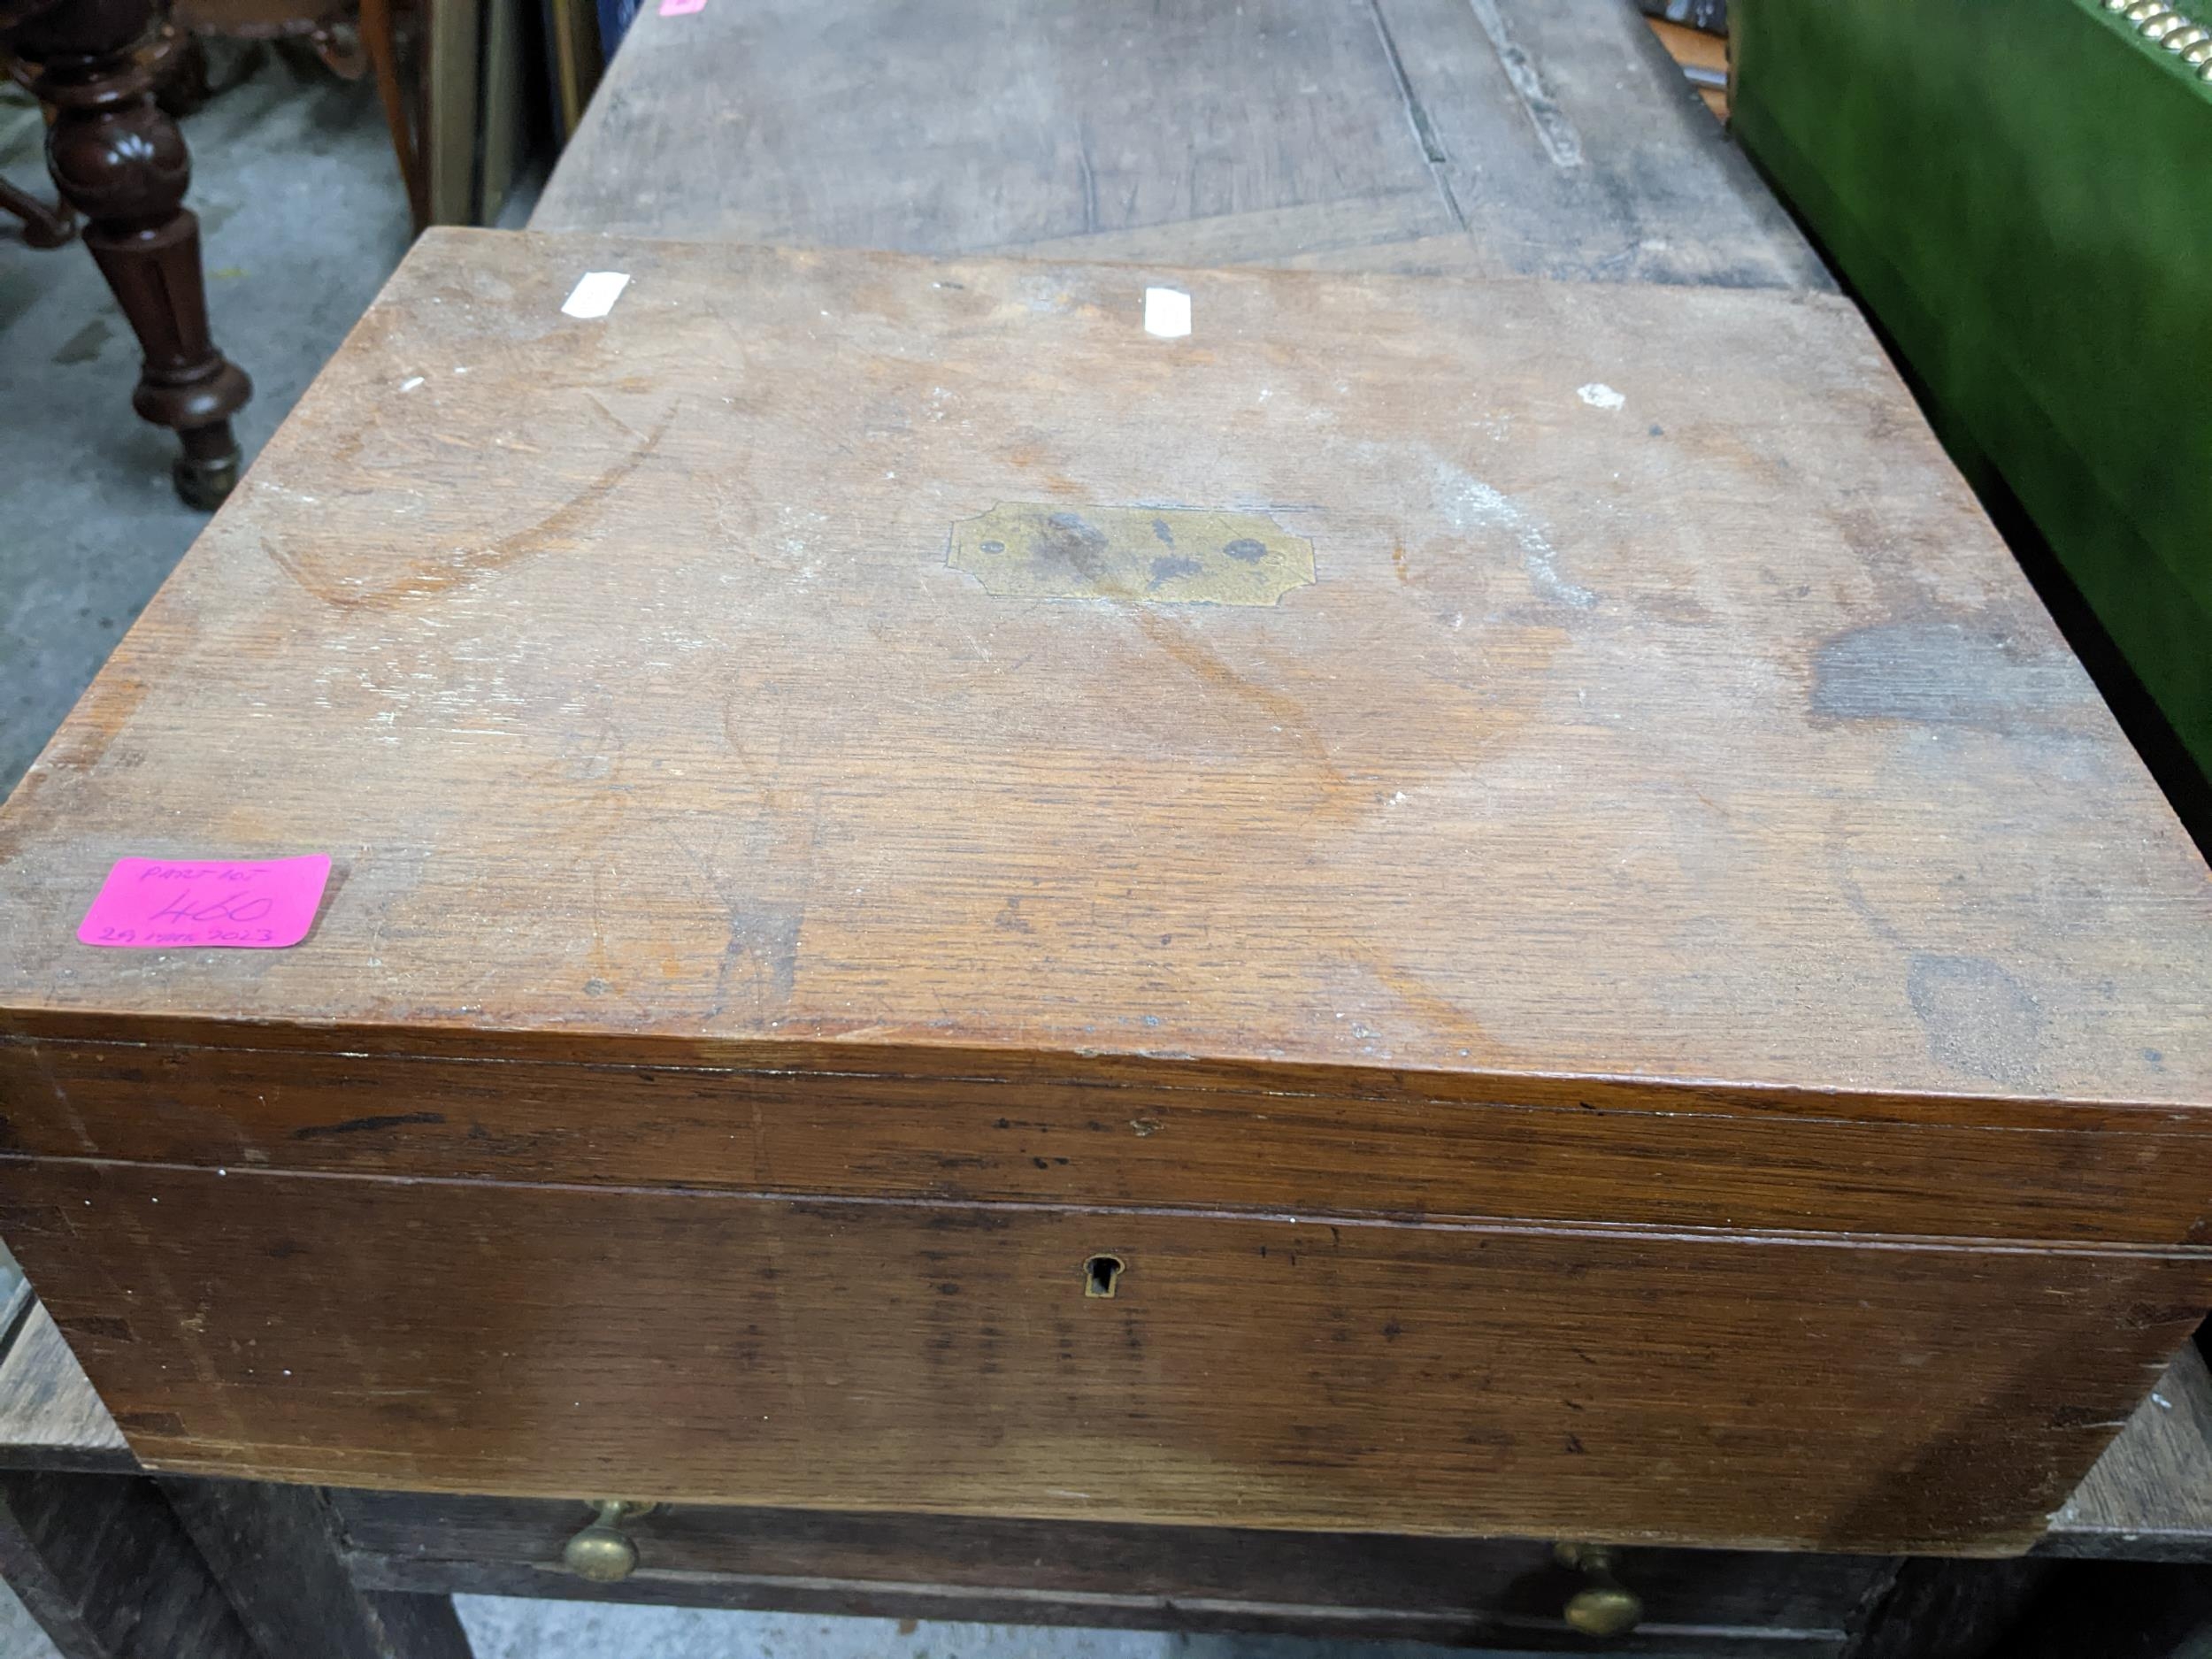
(2, 228, 2208, 1210)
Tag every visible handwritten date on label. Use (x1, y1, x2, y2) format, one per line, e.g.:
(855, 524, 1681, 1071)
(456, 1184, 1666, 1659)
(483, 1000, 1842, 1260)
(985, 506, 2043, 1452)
(77, 856, 333, 949)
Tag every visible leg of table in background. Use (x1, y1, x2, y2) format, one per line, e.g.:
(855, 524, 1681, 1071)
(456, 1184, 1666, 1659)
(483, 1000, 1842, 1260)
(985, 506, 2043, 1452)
(0, 173, 75, 247)
(11, 0, 251, 509)
(159, 1476, 474, 1659)
(357, 0, 426, 232)
(0, 1470, 259, 1659)
(147, 20, 213, 119)
(1839, 1557, 2051, 1659)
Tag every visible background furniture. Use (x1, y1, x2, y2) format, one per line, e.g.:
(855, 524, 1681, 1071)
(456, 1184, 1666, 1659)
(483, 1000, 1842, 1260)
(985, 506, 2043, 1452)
(156, 0, 538, 234)
(166, 0, 365, 77)
(152, 0, 428, 222)
(532, 0, 1826, 288)
(1730, 0, 2212, 812)
(0, 0, 549, 510)
(0, 173, 73, 245)
(0, 0, 251, 507)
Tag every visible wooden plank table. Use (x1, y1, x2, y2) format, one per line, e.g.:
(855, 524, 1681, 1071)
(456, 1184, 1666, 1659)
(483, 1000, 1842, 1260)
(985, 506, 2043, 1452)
(531, 0, 1831, 289)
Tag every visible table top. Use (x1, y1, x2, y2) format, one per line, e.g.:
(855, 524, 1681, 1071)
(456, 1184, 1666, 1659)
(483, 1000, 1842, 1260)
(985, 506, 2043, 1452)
(534, 0, 1830, 290)
(0, 227, 2206, 1131)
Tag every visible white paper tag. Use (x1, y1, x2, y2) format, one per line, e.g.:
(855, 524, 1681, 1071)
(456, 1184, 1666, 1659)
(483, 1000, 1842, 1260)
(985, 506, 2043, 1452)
(1143, 287, 1192, 339)
(561, 272, 632, 320)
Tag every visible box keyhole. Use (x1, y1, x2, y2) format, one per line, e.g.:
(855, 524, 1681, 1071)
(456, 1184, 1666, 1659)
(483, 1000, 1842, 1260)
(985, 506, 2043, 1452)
(1084, 1254, 1125, 1298)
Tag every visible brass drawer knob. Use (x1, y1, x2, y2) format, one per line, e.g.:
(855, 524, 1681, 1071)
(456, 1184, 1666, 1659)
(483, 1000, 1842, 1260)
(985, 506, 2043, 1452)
(562, 1500, 657, 1582)
(1553, 1540, 1643, 1638)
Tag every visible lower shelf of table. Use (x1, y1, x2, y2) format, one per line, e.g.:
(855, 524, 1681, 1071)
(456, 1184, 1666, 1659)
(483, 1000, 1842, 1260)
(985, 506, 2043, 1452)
(334, 1489, 1891, 1655)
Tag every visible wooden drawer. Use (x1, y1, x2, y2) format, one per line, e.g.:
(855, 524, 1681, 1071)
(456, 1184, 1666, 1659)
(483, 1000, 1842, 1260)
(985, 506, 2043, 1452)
(333, 1488, 1893, 1655)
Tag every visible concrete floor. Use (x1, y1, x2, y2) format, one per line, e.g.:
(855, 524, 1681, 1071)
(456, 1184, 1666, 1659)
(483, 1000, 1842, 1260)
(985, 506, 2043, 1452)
(0, 47, 1580, 1659)
(457, 1605, 1578, 1659)
(0, 1586, 1583, 1659)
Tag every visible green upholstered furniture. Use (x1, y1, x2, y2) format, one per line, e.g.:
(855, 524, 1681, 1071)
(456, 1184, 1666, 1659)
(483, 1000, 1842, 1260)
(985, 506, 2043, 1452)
(1732, 0, 2212, 780)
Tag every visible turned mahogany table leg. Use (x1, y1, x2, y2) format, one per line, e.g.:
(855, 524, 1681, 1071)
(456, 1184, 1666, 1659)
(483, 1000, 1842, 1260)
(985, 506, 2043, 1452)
(12, 0, 250, 508)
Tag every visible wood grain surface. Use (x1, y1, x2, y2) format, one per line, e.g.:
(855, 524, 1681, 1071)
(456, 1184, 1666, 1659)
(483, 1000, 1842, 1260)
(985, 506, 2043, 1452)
(2045, 1340, 2212, 1561)
(0, 1304, 134, 1476)
(6, 1037, 2212, 1246)
(157, 1479, 473, 1659)
(0, 1470, 260, 1659)
(2, 230, 2209, 1549)
(0, 230, 2206, 1118)
(531, 0, 1825, 288)
(4, 1279, 2209, 1554)
(0, 1160, 2204, 1552)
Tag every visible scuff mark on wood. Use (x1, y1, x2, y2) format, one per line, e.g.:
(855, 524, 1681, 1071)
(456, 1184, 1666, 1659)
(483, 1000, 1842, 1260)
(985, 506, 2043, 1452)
(292, 1112, 447, 1141)
(263, 405, 674, 610)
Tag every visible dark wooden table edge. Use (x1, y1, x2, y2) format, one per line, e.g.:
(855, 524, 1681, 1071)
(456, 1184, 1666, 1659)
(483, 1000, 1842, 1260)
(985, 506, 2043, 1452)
(343, 1552, 1858, 1656)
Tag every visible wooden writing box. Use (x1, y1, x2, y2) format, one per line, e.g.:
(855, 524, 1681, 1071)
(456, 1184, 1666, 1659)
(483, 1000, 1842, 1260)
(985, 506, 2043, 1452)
(2, 228, 2209, 1555)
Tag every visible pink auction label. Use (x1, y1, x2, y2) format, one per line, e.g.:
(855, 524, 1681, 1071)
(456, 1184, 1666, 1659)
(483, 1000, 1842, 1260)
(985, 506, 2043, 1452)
(77, 856, 333, 949)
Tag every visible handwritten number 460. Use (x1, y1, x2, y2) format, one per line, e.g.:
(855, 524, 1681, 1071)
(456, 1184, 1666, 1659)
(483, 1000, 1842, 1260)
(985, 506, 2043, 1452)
(147, 889, 275, 925)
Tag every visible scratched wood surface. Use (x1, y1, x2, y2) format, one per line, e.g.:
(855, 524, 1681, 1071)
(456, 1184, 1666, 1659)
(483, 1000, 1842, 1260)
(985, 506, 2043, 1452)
(10, 1033, 2212, 1243)
(3, 1273, 2208, 1555)
(5, 1271, 2211, 1554)
(0, 229, 2206, 1110)
(4, 1162, 2206, 1553)
(531, 0, 1828, 289)
(0, 1468, 262, 1659)
(0, 1303, 133, 1476)
(2045, 1340, 2212, 1562)
(1, 230, 2210, 1547)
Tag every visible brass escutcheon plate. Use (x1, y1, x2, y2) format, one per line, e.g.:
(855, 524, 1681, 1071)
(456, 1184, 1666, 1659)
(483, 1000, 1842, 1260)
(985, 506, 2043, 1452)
(949, 503, 1316, 606)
